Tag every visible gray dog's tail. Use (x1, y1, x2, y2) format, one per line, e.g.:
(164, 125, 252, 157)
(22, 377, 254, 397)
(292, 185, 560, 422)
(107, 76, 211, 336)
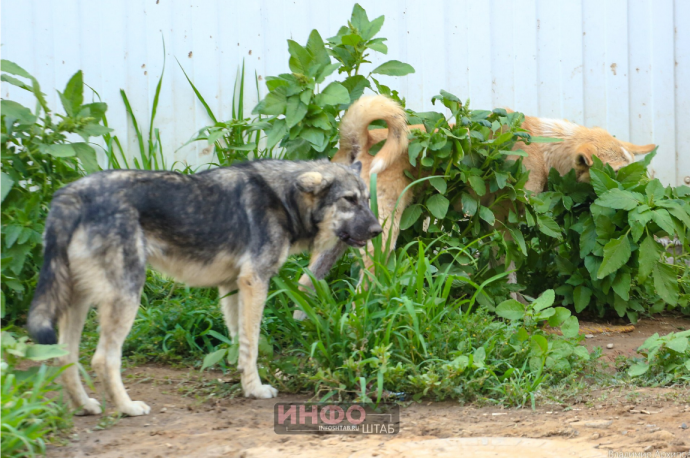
(27, 193, 82, 345)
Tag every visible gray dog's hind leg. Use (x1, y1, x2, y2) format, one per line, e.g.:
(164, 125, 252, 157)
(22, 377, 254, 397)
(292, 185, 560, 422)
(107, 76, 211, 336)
(79, 221, 150, 416)
(57, 294, 102, 415)
(293, 241, 348, 321)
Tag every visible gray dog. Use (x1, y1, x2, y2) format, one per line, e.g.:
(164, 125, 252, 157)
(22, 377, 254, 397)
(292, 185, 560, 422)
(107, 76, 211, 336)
(27, 159, 381, 416)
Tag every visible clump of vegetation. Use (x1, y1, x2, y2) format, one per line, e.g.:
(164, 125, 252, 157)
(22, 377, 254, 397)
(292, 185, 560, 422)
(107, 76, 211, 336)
(1, 60, 110, 321)
(1, 331, 72, 457)
(526, 156, 690, 321)
(626, 330, 690, 384)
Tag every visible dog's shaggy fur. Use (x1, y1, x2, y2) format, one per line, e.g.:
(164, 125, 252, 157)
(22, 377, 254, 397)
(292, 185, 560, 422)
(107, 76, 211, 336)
(27, 160, 381, 416)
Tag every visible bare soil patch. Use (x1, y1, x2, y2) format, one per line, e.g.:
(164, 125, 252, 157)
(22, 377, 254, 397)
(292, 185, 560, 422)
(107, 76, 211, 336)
(46, 315, 690, 458)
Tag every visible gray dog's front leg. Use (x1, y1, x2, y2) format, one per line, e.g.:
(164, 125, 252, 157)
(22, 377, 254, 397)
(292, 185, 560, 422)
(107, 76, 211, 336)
(293, 241, 348, 321)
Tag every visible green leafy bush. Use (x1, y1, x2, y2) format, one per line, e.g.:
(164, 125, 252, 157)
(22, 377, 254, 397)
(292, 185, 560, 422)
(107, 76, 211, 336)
(1, 331, 71, 457)
(627, 330, 690, 384)
(1, 60, 111, 321)
(253, 4, 414, 160)
(530, 154, 690, 320)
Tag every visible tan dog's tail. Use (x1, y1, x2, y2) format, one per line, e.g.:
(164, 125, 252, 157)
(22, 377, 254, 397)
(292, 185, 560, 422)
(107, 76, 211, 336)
(339, 95, 408, 175)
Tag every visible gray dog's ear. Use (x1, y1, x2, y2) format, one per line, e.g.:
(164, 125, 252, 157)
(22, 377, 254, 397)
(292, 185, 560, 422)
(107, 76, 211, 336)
(350, 161, 362, 175)
(296, 171, 334, 194)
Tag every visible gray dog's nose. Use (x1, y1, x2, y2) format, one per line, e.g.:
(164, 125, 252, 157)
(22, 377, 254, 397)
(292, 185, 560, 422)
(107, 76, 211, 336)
(369, 223, 383, 238)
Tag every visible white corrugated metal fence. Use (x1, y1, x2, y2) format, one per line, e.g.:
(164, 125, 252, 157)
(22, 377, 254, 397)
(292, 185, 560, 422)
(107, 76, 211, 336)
(1, 0, 688, 185)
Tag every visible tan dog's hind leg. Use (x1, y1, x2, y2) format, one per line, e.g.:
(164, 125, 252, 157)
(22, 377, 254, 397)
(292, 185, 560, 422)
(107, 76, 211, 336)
(219, 283, 239, 342)
(57, 295, 102, 415)
(92, 292, 150, 416)
(237, 265, 277, 398)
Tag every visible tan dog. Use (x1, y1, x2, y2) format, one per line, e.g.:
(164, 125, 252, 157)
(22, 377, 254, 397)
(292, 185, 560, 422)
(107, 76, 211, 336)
(293, 96, 655, 316)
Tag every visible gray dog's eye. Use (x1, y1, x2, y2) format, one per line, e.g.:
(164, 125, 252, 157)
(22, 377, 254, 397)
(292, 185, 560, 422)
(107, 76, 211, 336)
(343, 195, 357, 204)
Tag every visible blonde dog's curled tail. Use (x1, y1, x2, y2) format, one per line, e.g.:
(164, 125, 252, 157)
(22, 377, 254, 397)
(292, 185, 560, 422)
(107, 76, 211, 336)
(339, 95, 408, 175)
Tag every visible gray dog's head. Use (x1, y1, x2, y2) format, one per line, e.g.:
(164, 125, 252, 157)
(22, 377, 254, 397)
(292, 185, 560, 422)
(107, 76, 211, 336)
(296, 162, 382, 247)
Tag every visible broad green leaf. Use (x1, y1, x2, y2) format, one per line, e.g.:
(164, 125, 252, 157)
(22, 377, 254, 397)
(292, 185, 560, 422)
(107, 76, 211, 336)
(537, 214, 561, 238)
(71, 142, 100, 174)
(1, 100, 36, 124)
(613, 294, 627, 317)
(226, 343, 239, 364)
(306, 30, 330, 67)
(595, 188, 641, 210)
(589, 168, 619, 195)
(460, 192, 478, 217)
(201, 348, 227, 371)
(367, 38, 388, 54)
(468, 176, 486, 196)
(315, 82, 350, 106)
(407, 142, 423, 166)
(666, 336, 688, 353)
(62, 70, 84, 117)
(308, 112, 331, 131)
(517, 327, 529, 342)
(287, 40, 312, 73)
(579, 217, 597, 257)
(80, 102, 108, 120)
(612, 270, 631, 301)
(573, 346, 590, 360)
(285, 96, 308, 128)
(645, 179, 665, 203)
(265, 118, 287, 150)
(532, 289, 555, 312)
(38, 143, 76, 158)
(253, 87, 287, 115)
(478, 206, 495, 225)
(341, 33, 362, 46)
(495, 299, 525, 320)
(1, 59, 32, 78)
(651, 209, 675, 236)
(573, 285, 592, 313)
(628, 363, 649, 377)
(429, 176, 447, 194)
(617, 161, 647, 188)
(637, 235, 660, 282)
(473, 347, 486, 368)
(362, 15, 384, 41)
(449, 355, 469, 372)
(597, 235, 631, 279)
(341, 75, 370, 103)
(78, 123, 113, 138)
(426, 194, 449, 219)
(507, 226, 527, 255)
(400, 204, 423, 230)
(300, 127, 327, 151)
(561, 316, 580, 339)
(494, 171, 508, 189)
(530, 335, 548, 356)
(316, 62, 341, 84)
(24, 344, 70, 361)
(1, 172, 14, 202)
(372, 60, 415, 76)
(653, 261, 679, 306)
(548, 307, 571, 327)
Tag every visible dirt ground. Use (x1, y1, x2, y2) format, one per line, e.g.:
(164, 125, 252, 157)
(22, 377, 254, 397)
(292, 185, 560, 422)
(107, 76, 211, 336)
(47, 316, 690, 458)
